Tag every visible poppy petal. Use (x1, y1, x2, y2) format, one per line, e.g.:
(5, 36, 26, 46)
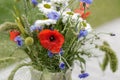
(38, 29, 64, 53)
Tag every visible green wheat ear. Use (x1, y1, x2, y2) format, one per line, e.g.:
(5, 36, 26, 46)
(99, 45, 118, 72)
(0, 57, 16, 64)
(0, 22, 18, 32)
(103, 41, 110, 46)
(100, 53, 109, 71)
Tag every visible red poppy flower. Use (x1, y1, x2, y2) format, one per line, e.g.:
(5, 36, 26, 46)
(74, 8, 84, 15)
(10, 30, 20, 41)
(81, 12, 91, 19)
(38, 29, 64, 53)
(74, 2, 89, 13)
(74, 2, 90, 19)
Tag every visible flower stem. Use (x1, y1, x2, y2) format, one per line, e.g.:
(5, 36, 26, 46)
(61, 56, 71, 69)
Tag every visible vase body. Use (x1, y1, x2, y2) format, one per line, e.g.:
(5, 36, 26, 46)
(30, 67, 72, 80)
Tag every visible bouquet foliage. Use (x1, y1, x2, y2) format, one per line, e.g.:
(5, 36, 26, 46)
(0, 0, 118, 79)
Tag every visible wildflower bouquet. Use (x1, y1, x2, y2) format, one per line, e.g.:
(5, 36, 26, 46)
(1, 0, 118, 80)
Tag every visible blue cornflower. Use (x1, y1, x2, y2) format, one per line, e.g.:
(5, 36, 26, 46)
(30, 25, 36, 32)
(60, 48, 64, 55)
(78, 30, 88, 39)
(48, 51, 54, 58)
(80, 0, 93, 4)
(31, 0, 38, 6)
(14, 36, 23, 46)
(30, 25, 42, 32)
(47, 11, 60, 20)
(78, 72, 89, 78)
(59, 62, 65, 70)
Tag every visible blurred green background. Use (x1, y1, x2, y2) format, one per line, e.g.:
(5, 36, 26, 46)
(0, 0, 120, 26)
(0, 0, 120, 68)
(88, 0, 120, 27)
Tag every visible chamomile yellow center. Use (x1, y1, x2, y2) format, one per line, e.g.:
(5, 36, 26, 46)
(66, 12, 74, 15)
(44, 4, 51, 9)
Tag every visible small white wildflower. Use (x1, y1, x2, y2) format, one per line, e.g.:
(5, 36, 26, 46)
(78, 17, 83, 22)
(85, 23, 92, 32)
(62, 10, 81, 23)
(72, 13, 81, 22)
(35, 19, 57, 26)
(77, 21, 92, 33)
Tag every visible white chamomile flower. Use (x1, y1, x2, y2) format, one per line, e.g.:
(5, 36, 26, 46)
(71, 13, 81, 22)
(85, 23, 92, 32)
(37, 1, 55, 14)
(35, 19, 57, 26)
(62, 10, 81, 23)
(81, 20, 92, 32)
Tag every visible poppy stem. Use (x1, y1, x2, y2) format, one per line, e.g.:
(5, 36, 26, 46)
(83, 2, 86, 14)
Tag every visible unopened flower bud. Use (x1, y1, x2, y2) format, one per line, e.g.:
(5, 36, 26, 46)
(25, 37, 34, 45)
